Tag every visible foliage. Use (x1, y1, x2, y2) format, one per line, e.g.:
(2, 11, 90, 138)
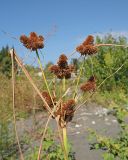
(0, 120, 16, 159)
(83, 35, 128, 91)
(1, 34, 128, 159)
(25, 129, 76, 160)
(0, 46, 12, 78)
(71, 58, 79, 75)
(88, 105, 128, 160)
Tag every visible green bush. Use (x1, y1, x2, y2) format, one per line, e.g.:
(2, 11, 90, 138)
(89, 105, 128, 160)
(83, 35, 128, 92)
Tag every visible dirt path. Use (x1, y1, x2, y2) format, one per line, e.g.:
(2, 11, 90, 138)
(16, 103, 120, 160)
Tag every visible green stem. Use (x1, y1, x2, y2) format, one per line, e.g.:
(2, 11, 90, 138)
(63, 127, 68, 159)
(73, 60, 84, 99)
(89, 56, 94, 76)
(62, 77, 66, 92)
(35, 50, 54, 106)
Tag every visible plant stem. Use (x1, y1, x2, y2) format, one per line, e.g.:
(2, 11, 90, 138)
(11, 50, 24, 160)
(73, 60, 84, 99)
(37, 115, 51, 160)
(89, 55, 94, 76)
(63, 127, 68, 158)
(95, 43, 127, 47)
(56, 118, 68, 160)
(35, 50, 55, 107)
(62, 77, 66, 92)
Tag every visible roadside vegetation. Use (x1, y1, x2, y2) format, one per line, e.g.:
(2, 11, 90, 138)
(0, 34, 128, 159)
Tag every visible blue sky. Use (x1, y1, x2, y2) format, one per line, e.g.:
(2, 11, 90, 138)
(0, 0, 128, 65)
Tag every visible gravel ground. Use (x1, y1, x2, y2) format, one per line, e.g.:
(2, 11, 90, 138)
(16, 102, 120, 160)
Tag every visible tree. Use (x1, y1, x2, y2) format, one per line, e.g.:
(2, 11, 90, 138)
(0, 46, 17, 78)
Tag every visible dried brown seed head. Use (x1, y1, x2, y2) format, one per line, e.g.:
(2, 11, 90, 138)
(57, 61, 68, 69)
(83, 45, 98, 55)
(57, 54, 68, 69)
(76, 35, 98, 56)
(80, 76, 96, 92)
(20, 32, 44, 51)
(49, 54, 74, 79)
(76, 45, 84, 53)
(88, 75, 96, 82)
(54, 99, 76, 125)
(83, 35, 94, 46)
(42, 91, 55, 108)
(49, 65, 59, 74)
(63, 99, 75, 110)
(59, 54, 68, 62)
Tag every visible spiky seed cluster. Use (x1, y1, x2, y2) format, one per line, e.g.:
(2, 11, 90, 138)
(50, 65, 59, 74)
(76, 35, 98, 56)
(82, 35, 94, 46)
(57, 54, 68, 68)
(20, 32, 44, 51)
(42, 91, 55, 108)
(49, 54, 74, 79)
(55, 99, 75, 125)
(80, 76, 96, 92)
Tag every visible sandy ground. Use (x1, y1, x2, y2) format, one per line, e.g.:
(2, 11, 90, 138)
(16, 102, 120, 160)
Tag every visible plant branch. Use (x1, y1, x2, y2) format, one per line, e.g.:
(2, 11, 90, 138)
(95, 43, 127, 48)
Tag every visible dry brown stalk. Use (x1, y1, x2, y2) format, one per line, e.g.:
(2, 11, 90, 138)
(37, 115, 52, 160)
(11, 51, 24, 160)
(95, 43, 127, 47)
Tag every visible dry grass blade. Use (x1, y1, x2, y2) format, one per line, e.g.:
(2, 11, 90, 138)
(11, 51, 24, 160)
(95, 43, 127, 47)
(37, 115, 52, 160)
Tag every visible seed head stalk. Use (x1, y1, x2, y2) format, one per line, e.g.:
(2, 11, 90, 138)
(63, 126, 69, 159)
(62, 76, 69, 159)
(35, 50, 55, 107)
(73, 59, 85, 99)
(36, 50, 69, 159)
(11, 51, 24, 160)
(62, 77, 66, 92)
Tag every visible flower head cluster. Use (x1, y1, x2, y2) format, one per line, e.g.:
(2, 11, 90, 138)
(49, 54, 74, 79)
(76, 35, 98, 56)
(55, 99, 75, 125)
(41, 91, 56, 108)
(20, 32, 44, 51)
(80, 76, 96, 92)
